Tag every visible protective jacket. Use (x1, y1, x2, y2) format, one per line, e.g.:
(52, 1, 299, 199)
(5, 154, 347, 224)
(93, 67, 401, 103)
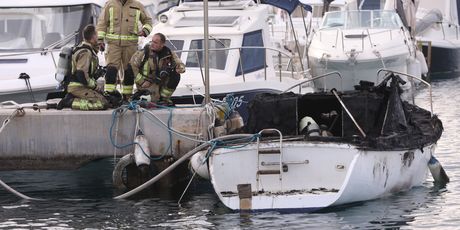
(132, 46, 185, 85)
(68, 41, 99, 90)
(96, 0, 153, 46)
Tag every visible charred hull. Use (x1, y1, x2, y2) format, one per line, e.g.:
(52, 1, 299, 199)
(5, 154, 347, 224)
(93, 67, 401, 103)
(246, 78, 443, 150)
(202, 75, 444, 211)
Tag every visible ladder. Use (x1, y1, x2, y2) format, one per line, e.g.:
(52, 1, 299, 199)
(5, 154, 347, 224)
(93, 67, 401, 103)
(256, 129, 283, 191)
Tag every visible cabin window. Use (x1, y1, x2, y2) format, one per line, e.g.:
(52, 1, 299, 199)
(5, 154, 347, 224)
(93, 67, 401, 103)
(0, 5, 88, 50)
(186, 39, 230, 70)
(236, 30, 265, 76)
(166, 40, 184, 57)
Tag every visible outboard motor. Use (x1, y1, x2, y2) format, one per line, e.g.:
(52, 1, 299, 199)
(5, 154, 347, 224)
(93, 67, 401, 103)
(299, 116, 320, 137)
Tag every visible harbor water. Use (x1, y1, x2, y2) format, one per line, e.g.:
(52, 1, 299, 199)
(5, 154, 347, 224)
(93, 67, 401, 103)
(1, 76, 460, 229)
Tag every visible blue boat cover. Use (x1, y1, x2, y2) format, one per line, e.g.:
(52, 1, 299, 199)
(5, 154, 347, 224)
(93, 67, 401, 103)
(261, 0, 312, 14)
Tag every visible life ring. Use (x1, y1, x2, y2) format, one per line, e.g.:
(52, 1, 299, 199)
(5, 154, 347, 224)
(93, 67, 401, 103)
(112, 153, 135, 190)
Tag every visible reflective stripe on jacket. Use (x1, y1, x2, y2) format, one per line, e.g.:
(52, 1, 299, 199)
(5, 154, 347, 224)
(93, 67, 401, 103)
(96, 0, 153, 46)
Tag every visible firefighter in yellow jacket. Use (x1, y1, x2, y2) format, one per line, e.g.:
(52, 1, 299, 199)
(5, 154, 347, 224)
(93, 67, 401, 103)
(124, 33, 185, 105)
(57, 25, 109, 110)
(96, 0, 152, 101)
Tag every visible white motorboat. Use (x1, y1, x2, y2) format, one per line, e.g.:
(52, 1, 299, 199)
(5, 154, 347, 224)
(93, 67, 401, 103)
(0, 0, 105, 103)
(308, 9, 426, 92)
(151, 0, 314, 120)
(191, 71, 444, 211)
(415, 0, 460, 77)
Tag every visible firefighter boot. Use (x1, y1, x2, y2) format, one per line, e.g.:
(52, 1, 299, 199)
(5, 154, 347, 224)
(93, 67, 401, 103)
(57, 93, 75, 110)
(158, 87, 175, 106)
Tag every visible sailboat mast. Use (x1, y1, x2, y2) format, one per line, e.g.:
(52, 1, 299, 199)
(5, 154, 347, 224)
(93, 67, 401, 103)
(204, 0, 210, 104)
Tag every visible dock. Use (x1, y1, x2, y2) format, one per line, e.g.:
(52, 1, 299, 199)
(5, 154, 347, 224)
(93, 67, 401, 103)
(0, 105, 208, 171)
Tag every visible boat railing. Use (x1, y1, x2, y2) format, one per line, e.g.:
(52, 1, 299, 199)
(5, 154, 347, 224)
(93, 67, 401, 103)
(282, 71, 342, 94)
(438, 21, 460, 40)
(174, 46, 308, 83)
(377, 68, 433, 117)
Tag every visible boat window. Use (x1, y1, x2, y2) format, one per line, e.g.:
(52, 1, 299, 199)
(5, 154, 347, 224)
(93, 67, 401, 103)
(166, 40, 184, 57)
(236, 30, 265, 76)
(321, 10, 403, 30)
(0, 5, 90, 51)
(186, 39, 230, 70)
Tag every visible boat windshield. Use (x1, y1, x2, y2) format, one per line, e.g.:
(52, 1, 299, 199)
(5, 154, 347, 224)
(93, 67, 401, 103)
(0, 5, 88, 51)
(321, 10, 403, 30)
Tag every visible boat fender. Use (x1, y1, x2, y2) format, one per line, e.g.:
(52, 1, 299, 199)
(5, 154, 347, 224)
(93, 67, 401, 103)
(299, 116, 320, 136)
(416, 50, 429, 74)
(113, 153, 135, 190)
(190, 151, 210, 180)
(428, 156, 450, 186)
(55, 46, 73, 86)
(134, 130, 151, 167)
(407, 57, 422, 79)
(224, 111, 245, 134)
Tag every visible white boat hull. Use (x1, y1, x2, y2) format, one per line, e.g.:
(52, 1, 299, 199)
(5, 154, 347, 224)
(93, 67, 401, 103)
(309, 53, 409, 91)
(209, 141, 433, 211)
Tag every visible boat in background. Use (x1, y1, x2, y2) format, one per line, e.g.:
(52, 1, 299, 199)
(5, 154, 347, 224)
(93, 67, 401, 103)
(150, 0, 314, 120)
(415, 0, 460, 78)
(307, 7, 427, 93)
(0, 0, 105, 103)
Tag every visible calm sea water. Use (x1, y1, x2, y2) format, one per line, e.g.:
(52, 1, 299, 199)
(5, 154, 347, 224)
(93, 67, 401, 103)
(1, 77, 460, 229)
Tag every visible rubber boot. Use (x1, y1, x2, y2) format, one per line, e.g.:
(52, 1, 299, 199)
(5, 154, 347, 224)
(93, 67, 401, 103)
(57, 93, 75, 110)
(122, 65, 135, 99)
(105, 66, 118, 93)
(158, 87, 175, 106)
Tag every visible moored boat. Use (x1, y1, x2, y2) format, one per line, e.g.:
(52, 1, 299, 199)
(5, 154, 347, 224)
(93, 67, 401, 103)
(0, 0, 106, 103)
(191, 71, 444, 211)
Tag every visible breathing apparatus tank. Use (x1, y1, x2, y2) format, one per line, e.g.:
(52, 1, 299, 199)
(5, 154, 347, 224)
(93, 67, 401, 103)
(55, 46, 73, 87)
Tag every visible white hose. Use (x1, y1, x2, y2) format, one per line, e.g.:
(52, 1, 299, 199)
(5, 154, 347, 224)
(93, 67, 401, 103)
(114, 134, 254, 199)
(0, 108, 42, 200)
(0, 179, 42, 200)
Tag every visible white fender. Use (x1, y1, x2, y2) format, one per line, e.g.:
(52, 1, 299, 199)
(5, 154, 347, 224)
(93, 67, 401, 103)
(134, 131, 151, 166)
(407, 57, 421, 79)
(416, 50, 429, 74)
(190, 151, 210, 180)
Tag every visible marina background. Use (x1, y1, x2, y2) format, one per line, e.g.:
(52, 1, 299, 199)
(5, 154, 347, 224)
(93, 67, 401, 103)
(0, 75, 459, 229)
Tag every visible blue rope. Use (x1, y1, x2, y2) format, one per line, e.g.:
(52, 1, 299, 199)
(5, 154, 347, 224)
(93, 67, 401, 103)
(109, 106, 165, 161)
(202, 133, 261, 162)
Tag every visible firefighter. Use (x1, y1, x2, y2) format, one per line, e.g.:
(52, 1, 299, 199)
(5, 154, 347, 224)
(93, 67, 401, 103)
(57, 25, 109, 110)
(124, 33, 185, 106)
(96, 0, 153, 101)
